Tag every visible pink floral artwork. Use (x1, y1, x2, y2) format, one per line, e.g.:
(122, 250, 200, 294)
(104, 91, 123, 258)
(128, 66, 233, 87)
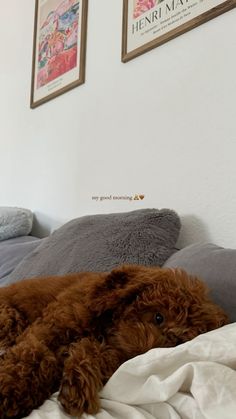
(133, 0, 160, 19)
(37, 0, 80, 89)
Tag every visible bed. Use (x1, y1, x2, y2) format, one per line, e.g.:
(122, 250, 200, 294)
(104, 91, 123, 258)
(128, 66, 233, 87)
(26, 323, 236, 419)
(1, 207, 236, 419)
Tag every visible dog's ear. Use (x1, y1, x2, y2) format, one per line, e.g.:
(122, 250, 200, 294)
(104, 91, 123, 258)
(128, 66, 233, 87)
(85, 265, 153, 316)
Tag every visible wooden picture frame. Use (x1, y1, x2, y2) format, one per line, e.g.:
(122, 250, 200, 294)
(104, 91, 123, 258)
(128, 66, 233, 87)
(30, 0, 88, 108)
(122, 0, 236, 63)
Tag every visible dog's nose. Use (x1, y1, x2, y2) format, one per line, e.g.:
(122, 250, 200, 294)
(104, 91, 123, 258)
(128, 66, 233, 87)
(166, 326, 189, 345)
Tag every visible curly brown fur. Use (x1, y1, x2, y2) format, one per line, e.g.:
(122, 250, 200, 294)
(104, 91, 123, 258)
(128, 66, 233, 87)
(0, 265, 228, 418)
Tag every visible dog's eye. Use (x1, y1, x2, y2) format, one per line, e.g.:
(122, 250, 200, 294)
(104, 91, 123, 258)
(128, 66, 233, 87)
(154, 313, 164, 325)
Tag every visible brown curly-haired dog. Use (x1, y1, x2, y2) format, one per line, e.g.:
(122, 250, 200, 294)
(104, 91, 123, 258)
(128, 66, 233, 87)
(0, 265, 228, 418)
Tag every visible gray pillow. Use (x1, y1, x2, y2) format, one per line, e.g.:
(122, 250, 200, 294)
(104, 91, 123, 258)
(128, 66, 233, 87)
(8, 208, 181, 282)
(0, 236, 42, 285)
(164, 242, 236, 323)
(0, 207, 33, 241)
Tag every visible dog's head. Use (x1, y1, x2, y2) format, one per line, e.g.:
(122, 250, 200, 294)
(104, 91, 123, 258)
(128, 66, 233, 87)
(88, 265, 228, 359)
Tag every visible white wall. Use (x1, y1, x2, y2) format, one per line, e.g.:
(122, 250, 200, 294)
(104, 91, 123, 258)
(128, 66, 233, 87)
(0, 1, 236, 247)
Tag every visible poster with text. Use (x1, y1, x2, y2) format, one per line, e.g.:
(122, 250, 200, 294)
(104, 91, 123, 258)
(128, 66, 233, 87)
(31, 0, 88, 108)
(122, 0, 236, 62)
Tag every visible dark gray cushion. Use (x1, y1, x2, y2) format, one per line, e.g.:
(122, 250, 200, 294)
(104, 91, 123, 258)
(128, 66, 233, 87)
(164, 242, 236, 323)
(0, 236, 42, 285)
(8, 208, 181, 281)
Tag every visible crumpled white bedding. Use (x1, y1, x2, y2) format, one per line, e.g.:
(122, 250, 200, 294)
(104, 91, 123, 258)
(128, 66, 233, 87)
(26, 323, 236, 419)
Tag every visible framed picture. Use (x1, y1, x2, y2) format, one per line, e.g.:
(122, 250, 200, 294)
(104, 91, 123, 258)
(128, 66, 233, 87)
(30, 0, 88, 108)
(122, 0, 236, 62)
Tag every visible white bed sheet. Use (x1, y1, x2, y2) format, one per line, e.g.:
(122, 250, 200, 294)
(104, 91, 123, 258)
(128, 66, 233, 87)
(26, 323, 236, 419)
